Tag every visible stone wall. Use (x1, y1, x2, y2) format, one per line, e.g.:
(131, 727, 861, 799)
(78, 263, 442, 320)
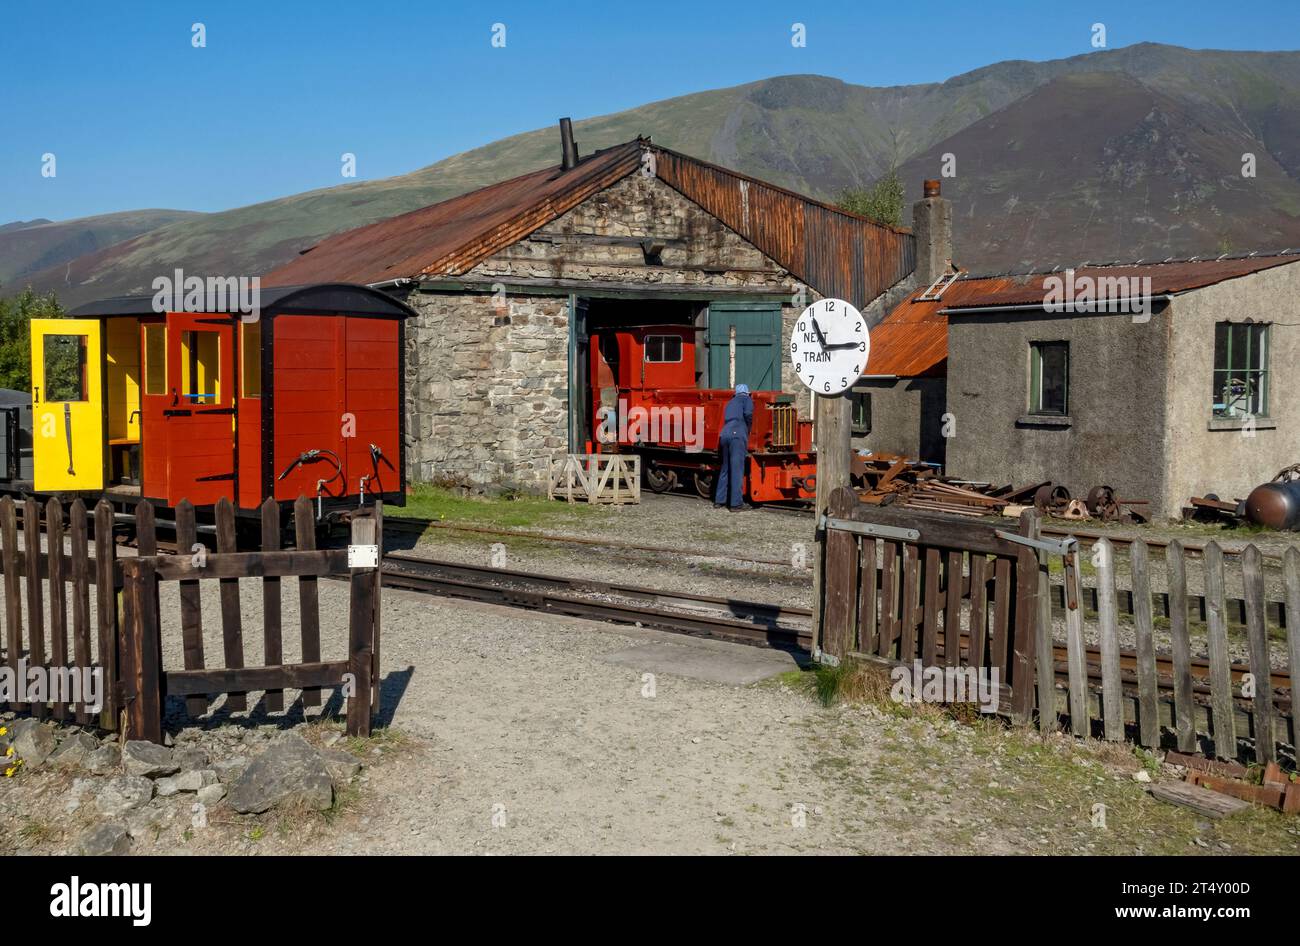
(400, 171, 809, 493)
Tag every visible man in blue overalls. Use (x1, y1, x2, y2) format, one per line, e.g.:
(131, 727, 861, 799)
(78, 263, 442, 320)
(714, 383, 753, 511)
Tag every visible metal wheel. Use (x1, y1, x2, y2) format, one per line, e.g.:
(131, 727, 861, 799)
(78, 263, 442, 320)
(644, 465, 677, 494)
(693, 471, 715, 499)
(1086, 485, 1119, 521)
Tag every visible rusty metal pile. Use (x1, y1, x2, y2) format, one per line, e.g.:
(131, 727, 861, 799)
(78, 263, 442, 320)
(1189, 463, 1300, 530)
(850, 452, 1148, 522)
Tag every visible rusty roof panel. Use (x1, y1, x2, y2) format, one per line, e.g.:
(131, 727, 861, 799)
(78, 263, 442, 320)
(867, 253, 1300, 378)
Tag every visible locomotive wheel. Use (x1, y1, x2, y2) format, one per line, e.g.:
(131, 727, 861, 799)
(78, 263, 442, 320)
(1033, 484, 1053, 512)
(1086, 485, 1118, 520)
(644, 465, 677, 494)
(693, 471, 715, 499)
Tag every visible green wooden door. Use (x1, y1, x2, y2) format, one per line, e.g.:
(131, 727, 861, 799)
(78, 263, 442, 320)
(707, 302, 782, 392)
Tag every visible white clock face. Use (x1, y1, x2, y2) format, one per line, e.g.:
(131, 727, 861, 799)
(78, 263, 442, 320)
(790, 298, 869, 395)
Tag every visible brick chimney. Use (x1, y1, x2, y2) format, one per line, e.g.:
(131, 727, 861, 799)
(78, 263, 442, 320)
(912, 179, 953, 286)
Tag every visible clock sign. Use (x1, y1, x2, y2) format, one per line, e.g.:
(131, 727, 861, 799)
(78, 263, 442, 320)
(790, 298, 869, 395)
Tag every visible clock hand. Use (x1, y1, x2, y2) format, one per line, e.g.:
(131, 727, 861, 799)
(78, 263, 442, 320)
(810, 316, 829, 349)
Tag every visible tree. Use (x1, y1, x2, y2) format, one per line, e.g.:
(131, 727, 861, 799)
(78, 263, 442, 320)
(0, 286, 66, 393)
(836, 167, 906, 229)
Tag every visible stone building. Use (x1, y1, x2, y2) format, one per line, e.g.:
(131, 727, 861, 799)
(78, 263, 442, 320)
(266, 130, 914, 491)
(864, 245, 1300, 518)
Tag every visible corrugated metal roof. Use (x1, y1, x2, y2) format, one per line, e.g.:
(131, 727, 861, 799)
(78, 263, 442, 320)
(867, 253, 1300, 378)
(264, 139, 915, 309)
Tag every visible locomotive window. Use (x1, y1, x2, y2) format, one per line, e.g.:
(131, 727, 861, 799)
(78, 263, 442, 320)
(241, 321, 261, 398)
(181, 330, 221, 405)
(43, 335, 88, 402)
(645, 335, 682, 363)
(143, 325, 166, 396)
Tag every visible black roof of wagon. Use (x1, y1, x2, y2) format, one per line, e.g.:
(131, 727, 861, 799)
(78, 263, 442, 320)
(68, 282, 416, 319)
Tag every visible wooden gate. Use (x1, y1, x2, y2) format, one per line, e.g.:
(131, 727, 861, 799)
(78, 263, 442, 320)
(0, 494, 381, 744)
(818, 486, 1043, 722)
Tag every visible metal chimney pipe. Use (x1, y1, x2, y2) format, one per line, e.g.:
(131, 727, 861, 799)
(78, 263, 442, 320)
(559, 118, 578, 171)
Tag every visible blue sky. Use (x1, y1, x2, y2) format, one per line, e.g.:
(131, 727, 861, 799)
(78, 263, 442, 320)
(2, 0, 1297, 221)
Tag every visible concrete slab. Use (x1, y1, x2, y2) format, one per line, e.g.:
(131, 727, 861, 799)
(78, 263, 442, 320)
(598, 638, 799, 685)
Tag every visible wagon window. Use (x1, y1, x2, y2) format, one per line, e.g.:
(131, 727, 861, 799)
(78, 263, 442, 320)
(181, 330, 221, 405)
(241, 321, 261, 398)
(143, 324, 166, 396)
(43, 335, 89, 402)
(645, 335, 682, 363)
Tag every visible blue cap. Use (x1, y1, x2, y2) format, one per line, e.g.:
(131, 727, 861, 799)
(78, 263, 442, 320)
(735, 383, 750, 395)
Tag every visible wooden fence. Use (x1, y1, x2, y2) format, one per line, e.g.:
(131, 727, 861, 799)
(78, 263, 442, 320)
(818, 486, 1297, 763)
(0, 494, 380, 743)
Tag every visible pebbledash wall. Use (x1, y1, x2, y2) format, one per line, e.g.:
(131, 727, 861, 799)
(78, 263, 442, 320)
(394, 172, 810, 491)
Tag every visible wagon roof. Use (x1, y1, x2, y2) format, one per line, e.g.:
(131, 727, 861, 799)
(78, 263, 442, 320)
(262, 138, 915, 311)
(866, 252, 1300, 378)
(68, 282, 417, 319)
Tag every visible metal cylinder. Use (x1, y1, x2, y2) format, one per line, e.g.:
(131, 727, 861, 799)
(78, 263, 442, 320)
(1245, 480, 1300, 530)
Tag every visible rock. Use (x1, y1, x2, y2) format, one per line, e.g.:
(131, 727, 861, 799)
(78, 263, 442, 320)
(122, 741, 178, 778)
(85, 744, 121, 775)
(49, 731, 98, 769)
(212, 757, 249, 783)
(124, 805, 165, 840)
(1133, 770, 1153, 783)
(174, 746, 210, 771)
(10, 718, 57, 767)
(227, 733, 333, 814)
(94, 776, 154, 817)
(322, 749, 362, 783)
(64, 777, 95, 813)
(156, 769, 217, 796)
(197, 782, 227, 806)
(78, 823, 132, 856)
(322, 731, 343, 748)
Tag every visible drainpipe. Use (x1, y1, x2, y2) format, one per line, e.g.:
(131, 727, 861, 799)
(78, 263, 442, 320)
(728, 325, 736, 388)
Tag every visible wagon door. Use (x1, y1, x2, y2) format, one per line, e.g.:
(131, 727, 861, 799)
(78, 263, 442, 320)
(30, 319, 105, 492)
(158, 313, 237, 506)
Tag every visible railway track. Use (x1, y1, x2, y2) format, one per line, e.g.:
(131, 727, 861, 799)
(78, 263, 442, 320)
(379, 551, 812, 650)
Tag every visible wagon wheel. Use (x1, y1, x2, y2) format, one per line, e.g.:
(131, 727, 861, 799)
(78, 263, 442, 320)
(693, 471, 715, 499)
(644, 465, 678, 494)
(1086, 485, 1119, 521)
(1033, 484, 1054, 512)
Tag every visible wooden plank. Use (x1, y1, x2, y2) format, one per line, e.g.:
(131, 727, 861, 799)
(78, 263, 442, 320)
(1034, 545, 1055, 733)
(968, 555, 988, 668)
(371, 499, 383, 715)
(944, 549, 962, 667)
(152, 549, 348, 581)
(899, 543, 919, 662)
(0, 497, 21, 711)
(990, 557, 1011, 686)
(173, 500, 207, 717)
(1204, 541, 1235, 759)
(1064, 547, 1089, 738)
(135, 499, 156, 556)
(857, 535, 877, 655)
(261, 498, 284, 713)
(69, 501, 91, 723)
(215, 497, 246, 712)
(1009, 511, 1039, 724)
(46, 499, 68, 722)
(820, 490, 858, 660)
(1287, 548, 1300, 760)
(346, 516, 376, 737)
(295, 496, 322, 708)
(22, 499, 46, 717)
(93, 500, 118, 729)
(877, 542, 897, 659)
(1242, 544, 1275, 764)
(123, 559, 163, 743)
(165, 660, 350, 696)
(1094, 537, 1123, 741)
(1147, 781, 1250, 819)
(844, 500, 1027, 558)
(1130, 540, 1159, 747)
(921, 547, 941, 666)
(1167, 540, 1196, 753)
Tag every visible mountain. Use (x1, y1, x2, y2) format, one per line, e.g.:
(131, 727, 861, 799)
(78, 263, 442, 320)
(10, 42, 1300, 307)
(0, 209, 202, 291)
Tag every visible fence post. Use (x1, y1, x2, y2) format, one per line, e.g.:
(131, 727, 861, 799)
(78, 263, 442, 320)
(1094, 537, 1124, 741)
(122, 558, 164, 744)
(346, 515, 376, 737)
(1009, 509, 1039, 724)
(371, 500, 383, 715)
(820, 488, 858, 661)
(1166, 540, 1196, 753)
(1242, 544, 1276, 764)
(1130, 540, 1159, 748)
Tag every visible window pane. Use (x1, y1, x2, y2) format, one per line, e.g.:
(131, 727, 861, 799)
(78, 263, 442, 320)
(242, 321, 261, 398)
(182, 330, 221, 404)
(43, 335, 88, 402)
(144, 325, 166, 396)
(1031, 341, 1068, 414)
(645, 335, 681, 363)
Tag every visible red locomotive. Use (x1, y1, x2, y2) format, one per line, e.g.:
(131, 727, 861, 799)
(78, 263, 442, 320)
(589, 324, 817, 504)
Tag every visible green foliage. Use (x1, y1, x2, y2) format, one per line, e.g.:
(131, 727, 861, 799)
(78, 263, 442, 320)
(0, 286, 65, 393)
(836, 168, 906, 229)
